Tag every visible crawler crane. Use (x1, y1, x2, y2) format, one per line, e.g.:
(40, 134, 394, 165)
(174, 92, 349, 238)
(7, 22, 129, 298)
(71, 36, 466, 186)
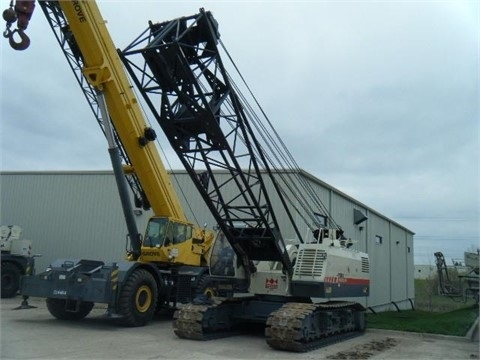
(120, 9, 370, 351)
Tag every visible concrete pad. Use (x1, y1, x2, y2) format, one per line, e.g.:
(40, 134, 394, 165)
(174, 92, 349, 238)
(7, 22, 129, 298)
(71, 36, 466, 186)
(1, 297, 478, 359)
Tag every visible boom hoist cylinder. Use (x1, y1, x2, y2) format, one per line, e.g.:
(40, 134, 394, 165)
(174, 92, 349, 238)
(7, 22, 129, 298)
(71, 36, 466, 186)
(96, 90, 142, 259)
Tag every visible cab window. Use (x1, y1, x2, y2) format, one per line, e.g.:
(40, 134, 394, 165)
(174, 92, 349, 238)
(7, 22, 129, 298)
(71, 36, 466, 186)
(172, 223, 192, 244)
(210, 232, 235, 276)
(144, 218, 168, 247)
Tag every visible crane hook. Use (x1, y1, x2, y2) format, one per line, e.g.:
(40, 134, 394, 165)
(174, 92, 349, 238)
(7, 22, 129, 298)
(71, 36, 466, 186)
(8, 28, 30, 50)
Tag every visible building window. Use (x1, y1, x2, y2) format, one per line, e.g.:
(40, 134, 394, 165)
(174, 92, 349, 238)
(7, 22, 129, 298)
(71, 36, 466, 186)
(407, 246, 411, 253)
(375, 235, 383, 245)
(314, 212, 327, 227)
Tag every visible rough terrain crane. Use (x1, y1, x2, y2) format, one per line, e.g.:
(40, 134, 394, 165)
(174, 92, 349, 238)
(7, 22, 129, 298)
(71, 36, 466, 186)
(120, 9, 371, 351)
(1, 225, 36, 298)
(2, 0, 242, 327)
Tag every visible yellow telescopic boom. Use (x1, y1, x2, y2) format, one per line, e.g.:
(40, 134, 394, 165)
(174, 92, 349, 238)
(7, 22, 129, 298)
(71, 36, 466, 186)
(57, 1, 187, 223)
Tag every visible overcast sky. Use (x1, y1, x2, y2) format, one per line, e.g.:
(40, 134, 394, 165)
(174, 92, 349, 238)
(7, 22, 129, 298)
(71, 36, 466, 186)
(1, 1, 478, 265)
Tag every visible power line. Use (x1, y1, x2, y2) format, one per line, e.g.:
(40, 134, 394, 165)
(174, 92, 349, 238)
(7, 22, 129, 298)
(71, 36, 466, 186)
(395, 217, 478, 221)
(414, 235, 478, 239)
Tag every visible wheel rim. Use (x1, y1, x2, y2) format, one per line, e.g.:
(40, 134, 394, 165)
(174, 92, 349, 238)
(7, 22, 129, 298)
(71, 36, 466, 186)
(135, 285, 153, 313)
(204, 286, 217, 298)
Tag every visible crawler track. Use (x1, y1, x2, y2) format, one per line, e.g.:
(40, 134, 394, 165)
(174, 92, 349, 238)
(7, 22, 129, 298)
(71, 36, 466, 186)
(265, 301, 365, 352)
(173, 303, 212, 340)
(174, 299, 366, 352)
(173, 298, 238, 340)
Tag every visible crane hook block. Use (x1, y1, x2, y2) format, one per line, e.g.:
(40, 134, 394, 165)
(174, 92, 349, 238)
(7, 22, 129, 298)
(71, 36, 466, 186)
(3, 0, 35, 50)
(14, 0, 35, 30)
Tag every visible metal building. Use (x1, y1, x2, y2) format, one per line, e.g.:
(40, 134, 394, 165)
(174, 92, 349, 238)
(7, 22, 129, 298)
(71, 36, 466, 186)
(0, 170, 414, 311)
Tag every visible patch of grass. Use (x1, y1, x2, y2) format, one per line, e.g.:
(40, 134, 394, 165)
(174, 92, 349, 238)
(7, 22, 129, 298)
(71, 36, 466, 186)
(367, 279, 479, 336)
(367, 306, 479, 336)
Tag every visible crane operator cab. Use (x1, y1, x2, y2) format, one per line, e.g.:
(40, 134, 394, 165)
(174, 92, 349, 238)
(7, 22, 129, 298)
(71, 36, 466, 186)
(139, 217, 214, 266)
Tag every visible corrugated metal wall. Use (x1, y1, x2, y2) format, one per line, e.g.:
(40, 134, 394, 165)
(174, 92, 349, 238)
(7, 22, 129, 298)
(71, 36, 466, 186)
(0, 170, 414, 310)
(1, 172, 129, 270)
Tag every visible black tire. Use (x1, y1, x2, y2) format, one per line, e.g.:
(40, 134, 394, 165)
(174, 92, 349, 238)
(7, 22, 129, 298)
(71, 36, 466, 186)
(1, 262, 21, 298)
(46, 298, 94, 320)
(117, 268, 158, 327)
